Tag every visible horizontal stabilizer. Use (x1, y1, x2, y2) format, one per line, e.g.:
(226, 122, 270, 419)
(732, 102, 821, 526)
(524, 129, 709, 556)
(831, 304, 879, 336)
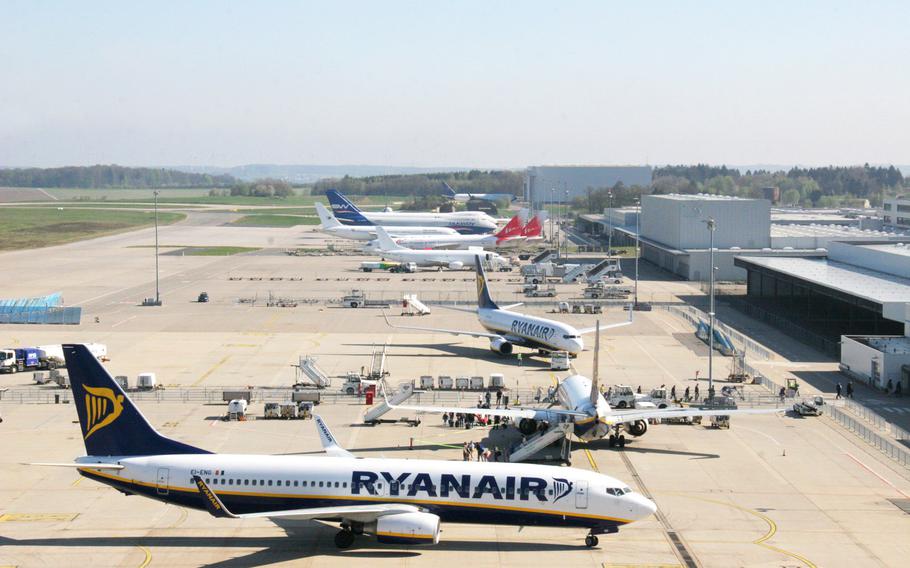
(26, 462, 125, 470)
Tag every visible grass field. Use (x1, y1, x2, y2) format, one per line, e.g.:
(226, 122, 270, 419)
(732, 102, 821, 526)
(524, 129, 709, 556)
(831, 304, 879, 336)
(181, 246, 261, 256)
(0, 208, 185, 251)
(4, 202, 205, 209)
(43, 188, 215, 200)
(230, 214, 319, 227)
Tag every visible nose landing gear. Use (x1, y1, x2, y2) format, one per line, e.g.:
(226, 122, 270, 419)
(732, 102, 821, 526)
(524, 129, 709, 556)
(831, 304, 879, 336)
(607, 424, 626, 448)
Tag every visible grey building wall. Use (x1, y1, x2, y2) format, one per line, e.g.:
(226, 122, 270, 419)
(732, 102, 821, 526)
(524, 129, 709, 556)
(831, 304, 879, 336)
(526, 166, 652, 207)
(883, 197, 910, 229)
(641, 195, 771, 250)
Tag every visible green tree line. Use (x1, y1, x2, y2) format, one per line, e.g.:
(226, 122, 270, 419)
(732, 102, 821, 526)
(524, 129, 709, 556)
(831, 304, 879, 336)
(312, 170, 523, 198)
(0, 165, 236, 188)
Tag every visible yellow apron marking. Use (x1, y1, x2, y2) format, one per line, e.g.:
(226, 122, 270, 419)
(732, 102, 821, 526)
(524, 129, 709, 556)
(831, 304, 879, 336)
(136, 545, 152, 568)
(192, 355, 232, 386)
(669, 493, 816, 568)
(0, 513, 78, 522)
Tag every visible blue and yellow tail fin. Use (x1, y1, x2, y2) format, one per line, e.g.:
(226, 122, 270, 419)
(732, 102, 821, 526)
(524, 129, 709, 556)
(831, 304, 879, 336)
(64, 344, 209, 456)
(474, 256, 499, 310)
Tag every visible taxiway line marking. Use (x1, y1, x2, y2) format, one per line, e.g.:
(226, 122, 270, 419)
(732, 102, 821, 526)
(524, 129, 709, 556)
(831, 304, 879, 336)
(136, 545, 151, 568)
(584, 448, 599, 472)
(670, 493, 817, 568)
(192, 355, 232, 387)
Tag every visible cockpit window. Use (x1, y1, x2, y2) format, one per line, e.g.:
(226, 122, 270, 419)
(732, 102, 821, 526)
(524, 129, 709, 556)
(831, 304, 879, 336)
(563, 334, 579, 340)
(606, 487, 632, 496)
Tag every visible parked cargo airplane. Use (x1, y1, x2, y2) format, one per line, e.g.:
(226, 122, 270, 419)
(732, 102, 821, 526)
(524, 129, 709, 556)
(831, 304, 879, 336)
(442, 182, 518, 204)
(384, 256, 630, 355)
(31, 345, 655, 549)
(387, 326, 785, 450)
(326, 190, 497, 234)
(365, 214, 525, 251)
(373, 228, 509, 271)
(315, 202, 459, 241)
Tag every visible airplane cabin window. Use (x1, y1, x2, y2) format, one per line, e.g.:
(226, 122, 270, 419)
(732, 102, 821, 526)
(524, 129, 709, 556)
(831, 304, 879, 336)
(287, 480, 292, 486)
(205, 478, 210, 484)
(343, 482, 347, 488)
(293, 481, 298, 487)
(319, 481, 323, 487)
(267, 480, 272, 486)
(244, 479, 249, 486)
(334, 482, 339, 488)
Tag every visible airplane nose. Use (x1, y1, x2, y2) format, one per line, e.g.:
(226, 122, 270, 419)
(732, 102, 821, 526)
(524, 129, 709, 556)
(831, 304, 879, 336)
(630, 493, 657, 520)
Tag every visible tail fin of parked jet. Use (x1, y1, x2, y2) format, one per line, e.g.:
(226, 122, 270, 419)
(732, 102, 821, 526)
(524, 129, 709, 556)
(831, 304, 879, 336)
(494, 215, 524, 242)
(442, 182, 458, 198)
(474, 256, 499, 310)
(375, 227, 405, 251)
(325, 190, 372, 226)
(314, 202, 342, 228)
(63, 344, 209, 457)
(521, 214, 543, 238)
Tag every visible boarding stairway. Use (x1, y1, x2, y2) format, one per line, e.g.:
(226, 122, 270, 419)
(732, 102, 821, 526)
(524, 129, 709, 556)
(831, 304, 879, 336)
(583, 259, 621, 283)
(695, 322, 736, 356)
(402, 294, 431, 315)
(508, 421, 572, 463)
(561, 263, 593, 283)
(363, 381, 418, 423)
(296, 356, 332, 388)
(531, 249, 555, 264)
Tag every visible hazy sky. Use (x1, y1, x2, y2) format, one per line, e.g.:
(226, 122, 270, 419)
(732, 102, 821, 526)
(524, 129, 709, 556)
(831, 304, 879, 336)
(2, 1, 908, 168)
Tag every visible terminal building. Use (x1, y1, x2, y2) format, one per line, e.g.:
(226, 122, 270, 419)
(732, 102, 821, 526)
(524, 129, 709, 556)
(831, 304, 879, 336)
(883, 196, 910, 230)
(525, 165, 652, 208)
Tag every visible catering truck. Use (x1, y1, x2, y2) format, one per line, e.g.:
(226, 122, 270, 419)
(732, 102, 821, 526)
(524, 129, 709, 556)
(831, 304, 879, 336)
(0, 348, 56, 374)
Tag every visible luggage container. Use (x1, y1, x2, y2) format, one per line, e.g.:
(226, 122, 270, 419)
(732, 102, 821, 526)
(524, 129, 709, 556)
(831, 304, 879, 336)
(438, 376, 454, 389)
(420, 376, 435, 389)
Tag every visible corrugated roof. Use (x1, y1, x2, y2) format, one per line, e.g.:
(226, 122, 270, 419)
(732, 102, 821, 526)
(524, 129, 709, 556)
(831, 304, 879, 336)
(737, 256, 910, 305)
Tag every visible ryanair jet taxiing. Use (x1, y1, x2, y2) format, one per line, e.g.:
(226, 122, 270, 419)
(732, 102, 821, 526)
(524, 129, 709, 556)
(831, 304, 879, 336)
(384, 256, 631, 355)
(32, 345, 655, 549)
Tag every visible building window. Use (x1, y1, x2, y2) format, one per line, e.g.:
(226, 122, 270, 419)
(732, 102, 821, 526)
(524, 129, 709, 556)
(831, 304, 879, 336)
(884, 203, 892, 210)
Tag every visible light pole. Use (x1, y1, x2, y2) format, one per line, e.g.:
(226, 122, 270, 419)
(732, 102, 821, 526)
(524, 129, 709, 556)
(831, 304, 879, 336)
(564, 188, 570, 259)
(705, 217, 716, 398)
(634, 198, 640, 307)
(550, 188, 556, 251)
(154, 190, 161, 305)
(607, 191, 614, 255)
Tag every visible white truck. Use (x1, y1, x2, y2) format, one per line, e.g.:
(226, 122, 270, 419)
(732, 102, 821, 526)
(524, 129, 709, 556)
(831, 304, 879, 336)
(549, 351, 570, 371)
(226, 399, 248, 421)
(607, 385, 638, 409)
(341, 290, 396, 309)
(523, 283, 557, 297)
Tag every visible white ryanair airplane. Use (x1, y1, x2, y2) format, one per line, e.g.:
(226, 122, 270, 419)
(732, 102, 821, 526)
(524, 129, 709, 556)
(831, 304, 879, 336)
(315, 202, 459, 241)
(386, 326, 786, 449)
(384, 255, 631, 355)
(30, 345, 656, 549)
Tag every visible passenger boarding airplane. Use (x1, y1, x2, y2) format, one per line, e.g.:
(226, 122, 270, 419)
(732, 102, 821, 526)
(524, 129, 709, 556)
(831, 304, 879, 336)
(32, 345, 656, 549)
(327, 190, 497, 234)
(442, 182, 518, 204)
(315, 202, 459, 241)
(373, 228, 508, 271)
(387, 326, 785, 449)
(384, 256, 630, 355)
(365, 214, 525, 251)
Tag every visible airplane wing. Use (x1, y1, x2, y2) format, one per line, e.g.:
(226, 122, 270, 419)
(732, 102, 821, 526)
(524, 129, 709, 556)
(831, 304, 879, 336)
(436, 305, 478, 314)
(499, 303, 524, 310)
(193, 476, 418, 521)
(608, 406, 785, 424)
(27, 462, 125, 470)
(382, 311, 501, 340)
(381, 384, 588, 420)
(576, 310, 633, 335)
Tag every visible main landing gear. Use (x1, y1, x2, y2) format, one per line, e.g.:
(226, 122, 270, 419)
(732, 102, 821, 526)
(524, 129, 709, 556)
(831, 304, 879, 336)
(585, 534, 600, 547)
(334, 528, 355, 549)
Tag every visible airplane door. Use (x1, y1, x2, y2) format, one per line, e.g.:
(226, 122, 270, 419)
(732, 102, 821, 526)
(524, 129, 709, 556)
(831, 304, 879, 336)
(156, 468, 169, 496)
(575, 480, 588, 509)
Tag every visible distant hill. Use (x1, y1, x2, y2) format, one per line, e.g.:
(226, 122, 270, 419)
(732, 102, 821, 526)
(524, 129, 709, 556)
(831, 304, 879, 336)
(171, 164, 469, 183)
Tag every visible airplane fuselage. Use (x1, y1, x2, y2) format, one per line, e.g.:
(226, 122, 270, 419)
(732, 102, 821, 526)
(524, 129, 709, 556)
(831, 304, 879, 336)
(76, 454, 652, 531)
(323, 225, 459, 241)
(478, 308, 585, 354)
(335, 210, 497, 234)
(380, 249, 505, 269)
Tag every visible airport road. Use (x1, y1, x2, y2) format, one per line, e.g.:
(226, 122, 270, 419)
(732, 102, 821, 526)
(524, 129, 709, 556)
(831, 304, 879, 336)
(2, 217, 910, 567)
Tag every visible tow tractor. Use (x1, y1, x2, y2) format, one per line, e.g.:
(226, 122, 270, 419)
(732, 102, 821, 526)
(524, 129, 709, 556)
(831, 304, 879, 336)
(793, 396, 825, 416)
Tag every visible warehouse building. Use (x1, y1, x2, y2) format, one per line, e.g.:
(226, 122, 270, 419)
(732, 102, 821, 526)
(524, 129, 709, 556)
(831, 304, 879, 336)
(525, 165, 652, 208)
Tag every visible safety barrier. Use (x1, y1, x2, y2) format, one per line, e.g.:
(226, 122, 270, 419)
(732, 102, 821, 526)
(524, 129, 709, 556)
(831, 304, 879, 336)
(828, 404, 910, 468)
(842, 398, 910, 442)
(0, 307, 81, 325)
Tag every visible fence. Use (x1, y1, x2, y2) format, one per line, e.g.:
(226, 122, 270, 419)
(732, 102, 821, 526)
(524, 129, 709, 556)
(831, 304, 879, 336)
(828, 404, 910, 468)
(0, 307, 81, 324)
(842, 398, 910, 442)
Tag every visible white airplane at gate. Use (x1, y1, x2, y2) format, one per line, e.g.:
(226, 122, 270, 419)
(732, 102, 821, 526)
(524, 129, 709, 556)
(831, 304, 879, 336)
(386, 326, 786, 450)
(373, 228, 509, 271)
(365, 214, 525, 251)
(315, 202, 459, 241)
(30, 345, 656, 549)
(384, 255, 631, 355)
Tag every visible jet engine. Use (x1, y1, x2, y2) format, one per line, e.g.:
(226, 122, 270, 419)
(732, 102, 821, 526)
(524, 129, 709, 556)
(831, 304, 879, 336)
(369, 512, 440, 545)
(626, 420, 648, 437)
(447, 261, 464, 270)
(519, 418, 538, 436)
(489, 337, 513, 355)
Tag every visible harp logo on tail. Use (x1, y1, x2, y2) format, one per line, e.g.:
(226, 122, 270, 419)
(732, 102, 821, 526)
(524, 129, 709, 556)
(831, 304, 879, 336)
(83, 385, 125, 440)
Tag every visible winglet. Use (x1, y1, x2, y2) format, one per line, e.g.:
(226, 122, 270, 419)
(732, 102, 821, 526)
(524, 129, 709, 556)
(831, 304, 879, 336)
(314, 415, 355, 458)
(193, 475, 237, 519)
